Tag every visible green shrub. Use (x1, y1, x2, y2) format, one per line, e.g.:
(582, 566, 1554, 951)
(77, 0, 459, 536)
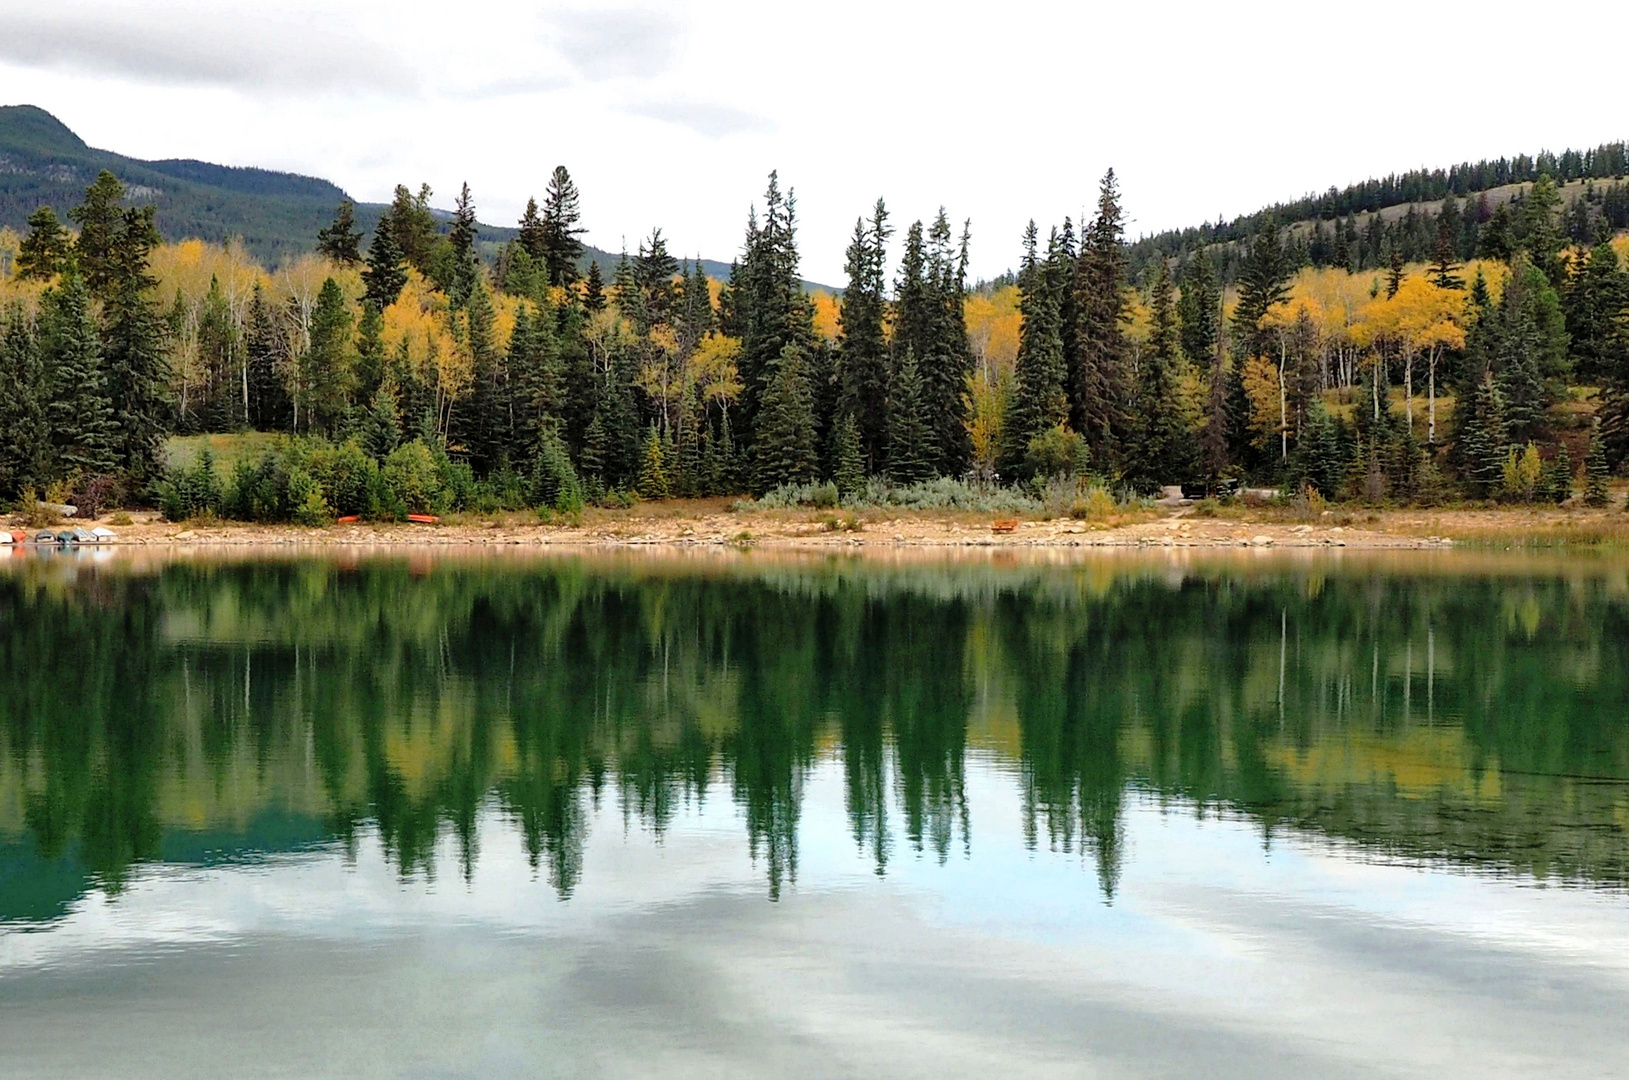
(1025, 425, 1090, 479)
(381, 441, 446, 515)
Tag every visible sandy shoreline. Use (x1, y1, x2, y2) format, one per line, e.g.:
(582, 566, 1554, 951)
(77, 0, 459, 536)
(17, 500, 1629, 551)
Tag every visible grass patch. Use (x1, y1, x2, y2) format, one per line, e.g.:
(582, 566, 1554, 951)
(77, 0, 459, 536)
(164, 432, 287, 472)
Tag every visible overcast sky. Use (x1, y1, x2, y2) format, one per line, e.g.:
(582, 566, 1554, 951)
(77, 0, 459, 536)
(1, 0, 1624, 284)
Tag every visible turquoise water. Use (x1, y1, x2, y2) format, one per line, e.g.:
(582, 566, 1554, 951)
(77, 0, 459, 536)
(1, 549, 1627, 1078)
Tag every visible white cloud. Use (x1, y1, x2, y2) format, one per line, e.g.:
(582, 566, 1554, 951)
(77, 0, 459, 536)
(0, 0, 1624, 285)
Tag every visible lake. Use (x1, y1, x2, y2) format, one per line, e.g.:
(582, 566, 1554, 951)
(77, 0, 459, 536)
(1, 547, 1627, 1079)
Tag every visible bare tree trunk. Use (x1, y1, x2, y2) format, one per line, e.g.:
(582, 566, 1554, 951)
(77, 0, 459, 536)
(1278, 337, 1288, 462)
(1427, 348, 1439, 447)
(1404, 348, 1414, 431)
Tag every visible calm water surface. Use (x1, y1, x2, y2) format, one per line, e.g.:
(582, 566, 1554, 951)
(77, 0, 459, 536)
(1, 548, 1627, 1079)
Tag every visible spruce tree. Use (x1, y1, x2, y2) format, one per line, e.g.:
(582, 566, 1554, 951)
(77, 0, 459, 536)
(362, 224, 408, 309)
(1233, 217, 1292, 361)
(832, 412, 865, 498)
(1073, 169, 1132, 464)
(637, 424, 671, 500)
(752, 343, 818, 493)
(385, 184, 440, 276)
(16, 207, 70, 281)
(885, 353, 935, 485)
(837, 200, 891, 473)
(0, 304, 50, 497)
(298, 278, 354, 436)
(361, 384, 401, 460)
(541, 167, 586, 286)
(458, 281, 508, 474)
(447, 183, 480, 308)
(245, 283, 288, 430)
(1000, 223, 1068, 476)
(1177, 250, 1221, 367)
(1125, 260, 1198, 493)
(736, 173, 813, 451)
(354, 301, 386, 398)
(1584, 423, 1611, 506)
(507, 301, 561, 461)
(99, 200, 168, 482)
(1563, 242, 1629, 385)
(518, 197, 547, 261)
(582, 260, 606, 311)
(1428, 210, 1464, 290)
(42, 273, 118, 478)
(1542, 443, 1573, 504)
(69, 171, 126, 299)
(1456, 373, 1509, 497)
(317, 199, 364, 264)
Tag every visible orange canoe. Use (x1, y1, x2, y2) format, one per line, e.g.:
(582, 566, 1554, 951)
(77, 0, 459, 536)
(407, 514, 440, 525)
(335, 515, 360, 524)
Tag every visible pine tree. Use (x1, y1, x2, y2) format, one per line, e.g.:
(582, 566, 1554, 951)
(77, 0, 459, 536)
(1584, 423, 1611, 506)
(42, 273, 118, 478)
(317, 199, 364, 264)
(541, 167, 586, 286)
(886, 353, 935, 485)
(831, 412, 865, 498)
(1073, 169, 1132, 463)
(637, 424, 671, 500)
(1200, 355, 1232, 483)
(1000, 223, 1068, 476)
(752, 343, 818, 493)
(837, 200, 891, 472)
(16, 206, 70, 281)
(362, 223, 408, 309)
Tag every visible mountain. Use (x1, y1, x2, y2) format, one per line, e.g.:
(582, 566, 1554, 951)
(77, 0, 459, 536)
(0, 105, 779, 286)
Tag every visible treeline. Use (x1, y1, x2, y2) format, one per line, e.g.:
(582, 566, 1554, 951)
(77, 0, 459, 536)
(4, 159, 1629, 519)
(1130, 140, 1629, 272)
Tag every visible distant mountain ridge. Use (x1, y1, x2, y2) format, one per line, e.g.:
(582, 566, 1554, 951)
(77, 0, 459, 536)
(0, 104, 773, 285)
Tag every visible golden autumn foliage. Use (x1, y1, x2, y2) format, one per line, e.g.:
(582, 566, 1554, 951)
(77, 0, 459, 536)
(810, 290, 841, 341)
(381, 271, 462, 393)
(964, 286, 1021, 375)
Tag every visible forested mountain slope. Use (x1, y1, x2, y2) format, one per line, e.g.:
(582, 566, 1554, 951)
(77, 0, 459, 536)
(1128, 142, 1629, 281)
(0, 105, 752, 280)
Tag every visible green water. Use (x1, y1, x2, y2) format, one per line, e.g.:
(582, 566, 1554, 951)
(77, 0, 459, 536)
(1, 549, 1627, 1078)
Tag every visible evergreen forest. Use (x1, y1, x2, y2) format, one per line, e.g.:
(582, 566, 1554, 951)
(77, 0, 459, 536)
(3, 146, 1629, 522)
